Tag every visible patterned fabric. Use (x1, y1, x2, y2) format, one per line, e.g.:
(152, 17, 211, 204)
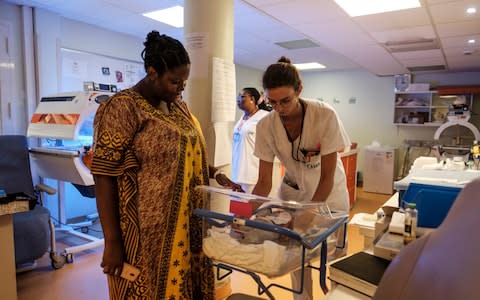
(91, 89, 214, 300)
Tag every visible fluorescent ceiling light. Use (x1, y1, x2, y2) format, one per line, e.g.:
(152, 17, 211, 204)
(143, 5, 184, 28)
(466, 7, 477, 14)
(294, 62, 326, 70)
(468, 39, 476, 44)
(334, 0, 421, 17)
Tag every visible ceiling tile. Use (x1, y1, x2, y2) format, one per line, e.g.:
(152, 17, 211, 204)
(337, 44, 407, 75)
(399, 56, 447, 67)
(243, 0, 290, 7)
(443, 45, 480, 56)
(436, 19, 480, 37)
(440, 34, 480, 47)
(353, 8, 431, 32)
(392, 49, 443, 60)
(426, 0, 460, 3)
(102, 0, 183, 14)
(370, 26, 436, 44)
(254, 0, 347, 26)
(297, 19, 377, 48)
(428, 0, 480, 24)
(446, 54, 480, 70)
(279, 47, 358, 69)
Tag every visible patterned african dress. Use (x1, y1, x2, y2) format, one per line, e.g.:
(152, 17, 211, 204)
(91, 89, 214, 300)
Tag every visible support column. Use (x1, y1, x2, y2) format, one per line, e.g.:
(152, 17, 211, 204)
(184, 0, 235, 167)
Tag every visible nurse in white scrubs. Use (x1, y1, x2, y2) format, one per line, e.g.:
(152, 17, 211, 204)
(252, 56, 351, 300)
(231, 87, 270, 193)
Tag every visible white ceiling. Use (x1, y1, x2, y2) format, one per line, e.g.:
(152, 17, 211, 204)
(4, 0, 480, 76)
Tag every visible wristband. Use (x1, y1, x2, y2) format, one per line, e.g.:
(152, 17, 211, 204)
(213, 169, 225, 178)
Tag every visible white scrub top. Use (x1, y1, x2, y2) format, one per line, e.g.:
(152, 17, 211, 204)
(254, 98, 351, 212)
(232, 109, 270, 185)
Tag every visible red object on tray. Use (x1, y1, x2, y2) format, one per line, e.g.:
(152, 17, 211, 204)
(230, 201, 255, 218)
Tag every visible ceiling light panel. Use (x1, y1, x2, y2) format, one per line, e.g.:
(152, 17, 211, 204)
(294, 62, 326, 70)
(143, 5, 184, 28)
(334, 0, 421, 17)
(466, 7, 477, 14)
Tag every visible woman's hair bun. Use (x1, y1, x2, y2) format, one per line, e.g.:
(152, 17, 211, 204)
(144, 30, 163, 47)
(277, 56, 291, 64)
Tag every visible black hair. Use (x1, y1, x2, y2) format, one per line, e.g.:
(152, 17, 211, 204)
(141, 30, 190, 75)
(242, 87, 261, 104)
(262, 56, 302, 91)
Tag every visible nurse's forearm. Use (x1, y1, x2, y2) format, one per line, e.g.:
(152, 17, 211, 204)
(252, 182, 271, 197)
(252, 159, 273, 197)
(311, 152, 336, 202)
(311, 175, 334, 202)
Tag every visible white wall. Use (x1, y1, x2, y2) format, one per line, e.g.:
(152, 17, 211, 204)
(234, 65, 263, 120)
(0, 2, 27, 134)
(33, 8, 144, 99)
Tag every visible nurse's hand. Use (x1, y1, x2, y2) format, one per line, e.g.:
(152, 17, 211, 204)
(215, 173, 244, 192)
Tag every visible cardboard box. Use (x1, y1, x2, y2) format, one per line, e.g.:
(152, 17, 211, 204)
(373, 231, 403, 261)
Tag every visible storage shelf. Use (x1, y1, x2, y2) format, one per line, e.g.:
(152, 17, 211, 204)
(395, 106, 429, 108)
(394, 90, 473, 126)
(394, 122, 442, 127)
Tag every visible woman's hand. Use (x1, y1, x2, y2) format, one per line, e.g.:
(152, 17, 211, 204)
(215, 173, 244, 192)
(101, 239, 125, 277)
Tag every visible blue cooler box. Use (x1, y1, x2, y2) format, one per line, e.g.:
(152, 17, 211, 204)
(401, 183, 461, 228)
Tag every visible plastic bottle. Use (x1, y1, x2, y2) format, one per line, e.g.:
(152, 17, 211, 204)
(404, 203, 418, 245)
(472, 140, 480, 170)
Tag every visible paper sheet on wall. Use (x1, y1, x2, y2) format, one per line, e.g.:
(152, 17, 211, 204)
(60, 48, 144, 92)
(185, 32, 209, 79)
(62, 57, 87, 78)
(211, 57, 236, 122)
(213, 122, 233, 167)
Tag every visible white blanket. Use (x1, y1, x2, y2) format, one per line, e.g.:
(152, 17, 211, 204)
(203, 228, 321, 277)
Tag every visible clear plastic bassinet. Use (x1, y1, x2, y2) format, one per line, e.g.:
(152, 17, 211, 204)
(193, 185, 348, 298)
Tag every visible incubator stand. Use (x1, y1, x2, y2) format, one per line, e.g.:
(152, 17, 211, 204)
(194, 186, 348, 299)
(27, 90, 111, 267)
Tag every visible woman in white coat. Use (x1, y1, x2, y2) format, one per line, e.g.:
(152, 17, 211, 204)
(231, 87, 270, 193)
(252, 56, 351, 300)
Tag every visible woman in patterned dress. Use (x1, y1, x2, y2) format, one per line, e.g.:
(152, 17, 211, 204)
(91, 31, 240, 300)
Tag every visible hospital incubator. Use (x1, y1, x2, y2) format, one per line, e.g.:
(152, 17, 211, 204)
(26, 82, 114, 265)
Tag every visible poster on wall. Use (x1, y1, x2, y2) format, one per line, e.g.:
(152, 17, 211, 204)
(211, 56, 236, 123)
(61, 48, 145, 92)
(185, 32, 209, 79)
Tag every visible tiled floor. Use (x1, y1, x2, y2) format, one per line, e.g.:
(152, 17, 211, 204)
(16, 188, 391, 300)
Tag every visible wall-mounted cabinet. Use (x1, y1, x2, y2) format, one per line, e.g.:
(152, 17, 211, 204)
(394, 91, 438, 126)
(394, 90, 474, 126)
(433, 92, 473, 122)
